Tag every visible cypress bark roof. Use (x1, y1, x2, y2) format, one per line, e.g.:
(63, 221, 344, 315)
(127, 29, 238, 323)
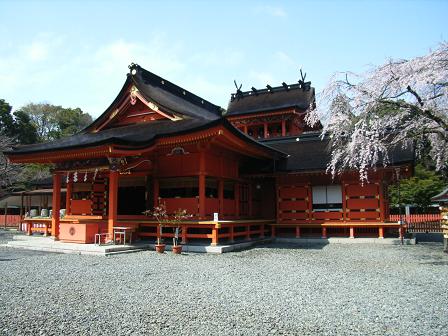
(263, 133, 414, 172)
(226, 84, 315, 117)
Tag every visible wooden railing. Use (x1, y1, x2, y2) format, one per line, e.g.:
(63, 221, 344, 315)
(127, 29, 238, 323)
(1, 215, 22, 228)
(389, 214, 443, 233)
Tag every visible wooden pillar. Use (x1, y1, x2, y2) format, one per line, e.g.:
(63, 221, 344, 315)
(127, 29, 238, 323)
(3, 202, 8, 229)
(281, 120, 286, 136)
(153, 178, 159, 208)
(51, 172, 62, 239)
(218, 178, 224, 216)
(243, 125, 248, 134)
(153, 179, 159, 208)
(341, 182, 347, 222)
(199, 151, 206, 219)
(27, 221, 32, 235)
(108, 170, 119, 241)
(229, 225, 234, 243)
(211, 226, 218, 246)
(234, 182, 240, 218)
(248, 183, 253, 218)
(181, 225, 188, 244)
(322, 226, 327, 239)
(378, 226, 384, 239)
(65, 181, 72, 215)
(378, 180, 386, 222)
(295, 226, 301, 238)
(19, 192, 24, 231)
(263, 122, 268, 138)
(349, 226, 355, 239)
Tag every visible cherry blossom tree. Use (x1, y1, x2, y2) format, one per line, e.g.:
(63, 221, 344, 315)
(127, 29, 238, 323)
(306, 43, 448, 181)
(0, 135, 21, 195)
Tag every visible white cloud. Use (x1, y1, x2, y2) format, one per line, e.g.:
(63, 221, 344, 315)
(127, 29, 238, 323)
(189, 49, 244, 67)
(255, 5, 287, 17)
(275, 51, 298, 67)
(26, 41, 49, 61)
(249, 71, 276, 87)
(0, 32, 242, 116)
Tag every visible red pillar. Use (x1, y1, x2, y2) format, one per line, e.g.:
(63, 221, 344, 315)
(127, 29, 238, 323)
(248, 183, 253, 218)
(229, 225, 235, 242)
(198, 151, 206, 219)
(108, 170, 119, 241)
(218, 178, 224, 216)
(153, 178, 159, 208)
(281, 120, 286, 136)
(51, 172, 61, 239)
(295, 226, 301, 238)
(243, 125, 248, 134)
(65, 181, 72, 215)
(349, 226, 355, 238)
(181, 225, 188, 244)
(264, 123, 268, 138)
(378, 226, 384, 239)
(211, 227, 218, 246)
(322, 227, 327, 239)
(234, 182, 240, 218)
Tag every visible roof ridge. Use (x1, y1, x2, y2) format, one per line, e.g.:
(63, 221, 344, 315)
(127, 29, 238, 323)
(130, 63, 222, 116)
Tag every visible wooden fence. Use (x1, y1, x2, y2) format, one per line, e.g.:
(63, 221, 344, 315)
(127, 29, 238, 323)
(1, 215, 22, 228)
(389, 214, 442, 233)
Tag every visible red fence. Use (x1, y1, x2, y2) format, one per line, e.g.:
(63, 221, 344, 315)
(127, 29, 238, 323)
(389, 214, 442, 233)
(1, 215, 22, 228)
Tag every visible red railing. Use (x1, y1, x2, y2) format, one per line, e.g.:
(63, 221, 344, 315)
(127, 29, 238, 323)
(389, 214, 442, 232)
(1, 215, 22, 228)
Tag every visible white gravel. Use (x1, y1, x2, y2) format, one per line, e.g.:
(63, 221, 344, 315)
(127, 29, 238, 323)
(0, 231, 447, 336)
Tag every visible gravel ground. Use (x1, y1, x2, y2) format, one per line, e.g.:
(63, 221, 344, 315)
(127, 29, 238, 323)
(1, 230, 447, 336)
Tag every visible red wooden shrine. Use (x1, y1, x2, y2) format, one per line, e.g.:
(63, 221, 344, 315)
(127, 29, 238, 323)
(5, 64, 413, 245)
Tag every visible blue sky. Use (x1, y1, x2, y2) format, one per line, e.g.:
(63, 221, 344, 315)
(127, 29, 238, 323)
(0, 0, 447, 118)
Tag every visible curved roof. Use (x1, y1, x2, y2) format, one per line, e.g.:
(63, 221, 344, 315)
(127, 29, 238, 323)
(5, 65, 286, 160)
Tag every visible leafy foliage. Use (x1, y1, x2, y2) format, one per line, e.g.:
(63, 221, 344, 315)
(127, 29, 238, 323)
(0, 99, 93, 193)
(0, 99, 37, 144)
(18, 103, 92, 142)
(388, 164, 445, 212)
(307, 43, 448, 181)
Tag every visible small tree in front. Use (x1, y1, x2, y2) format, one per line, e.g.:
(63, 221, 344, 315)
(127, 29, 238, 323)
(144, 200, 191, 254)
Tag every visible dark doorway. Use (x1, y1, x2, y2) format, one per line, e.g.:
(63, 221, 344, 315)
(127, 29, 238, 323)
(118, 186, 146, 215)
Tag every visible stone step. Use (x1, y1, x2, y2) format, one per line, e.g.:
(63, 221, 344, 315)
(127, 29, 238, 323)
(13, 235, 54, 242)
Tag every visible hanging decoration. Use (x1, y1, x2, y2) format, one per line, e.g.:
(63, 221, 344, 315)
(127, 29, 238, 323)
(73, 171, 78, 183)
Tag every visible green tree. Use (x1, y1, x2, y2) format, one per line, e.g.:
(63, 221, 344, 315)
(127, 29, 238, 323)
(0, 99, 15, 136)
(0, 99, 38, 144)
(389, 164, 446, 212)
(19, 103, 92, 142)
(12, 110, 38, 144)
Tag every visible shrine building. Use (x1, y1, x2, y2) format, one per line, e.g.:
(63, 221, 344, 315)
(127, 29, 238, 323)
(4, 64, 413, 245)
